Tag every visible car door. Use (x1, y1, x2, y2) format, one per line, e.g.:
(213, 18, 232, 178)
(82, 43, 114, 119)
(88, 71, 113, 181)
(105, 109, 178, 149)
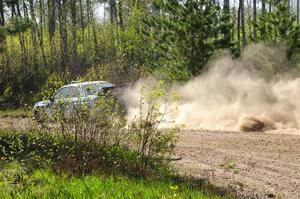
(82, 84, 99, 107)
(51, 86, 80, 116)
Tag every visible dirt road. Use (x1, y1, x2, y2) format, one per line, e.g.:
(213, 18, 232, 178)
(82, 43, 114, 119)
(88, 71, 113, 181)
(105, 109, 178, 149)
(1, 117, 300, 198)
(175, 130, 300, 199)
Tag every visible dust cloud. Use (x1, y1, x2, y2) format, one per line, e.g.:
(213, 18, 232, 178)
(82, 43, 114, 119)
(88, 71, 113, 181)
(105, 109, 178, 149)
(123, 44, 300, 132)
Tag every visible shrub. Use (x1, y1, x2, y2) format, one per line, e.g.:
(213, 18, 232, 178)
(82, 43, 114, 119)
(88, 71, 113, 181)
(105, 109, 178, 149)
(27, 80, 180, 175)
(128, 80, 180, 168)
(0, 129, 144, 175)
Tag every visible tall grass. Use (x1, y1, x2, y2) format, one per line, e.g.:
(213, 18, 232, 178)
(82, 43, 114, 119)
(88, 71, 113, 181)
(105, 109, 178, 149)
(0, 162, 228, 199)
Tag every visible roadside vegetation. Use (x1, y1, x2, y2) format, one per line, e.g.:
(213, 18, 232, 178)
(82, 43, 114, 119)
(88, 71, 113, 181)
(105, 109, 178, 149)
(0, 84, 234, 198)
(0, 127, 232, 198)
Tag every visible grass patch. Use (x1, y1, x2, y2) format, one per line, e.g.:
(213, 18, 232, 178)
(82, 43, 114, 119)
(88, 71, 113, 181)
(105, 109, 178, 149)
(0, 162, 229, 199)
(0, 128, 234, 198)
(219, 160, 237, 170)
(0, 108, 29, 118)
(0, 128, 148, 176)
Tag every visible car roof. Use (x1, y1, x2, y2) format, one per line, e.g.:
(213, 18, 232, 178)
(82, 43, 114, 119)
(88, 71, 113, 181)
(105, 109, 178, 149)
(62, 81, 115, 88)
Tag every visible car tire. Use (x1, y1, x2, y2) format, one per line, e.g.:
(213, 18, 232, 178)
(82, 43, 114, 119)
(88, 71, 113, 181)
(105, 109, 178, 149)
(33, 109, 43, 123)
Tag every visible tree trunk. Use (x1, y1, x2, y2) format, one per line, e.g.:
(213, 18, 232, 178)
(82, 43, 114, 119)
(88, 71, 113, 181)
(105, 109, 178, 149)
(29, 0, 38, 67)
(22, 0, 29, 19)
(71, 0, 78, 66)
(223, 0, 231, 46)
(79, 0, 86, 60)
(0, 0, 5, 52)
(237, 1, 241, 49)
(87, 0, 99, 59)
(11, 2, 16, 17)
(58, 0, 69, 68)
(297, 0, 299, 24)
(224, 0, 230, 12)
(48, 0, 56, 70)
(48, 0, 56, 41)
(253, 0, 257, 40)
(119, 0, 124, 29)
(38, 0, 47, 67)
(18, 33, 27, 67)
(240, 0, 246, 47)
(247, 0, 251, 39)
(110, 0, 117, 24)
(86, 0, 91, 47)
(16, 1, 22, 17)
(0, 0, 4, 26)
(262, 0, 266, 14)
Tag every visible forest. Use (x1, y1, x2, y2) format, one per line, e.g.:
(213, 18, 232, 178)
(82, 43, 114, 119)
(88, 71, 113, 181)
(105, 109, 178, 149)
(0, 0, 299, 106)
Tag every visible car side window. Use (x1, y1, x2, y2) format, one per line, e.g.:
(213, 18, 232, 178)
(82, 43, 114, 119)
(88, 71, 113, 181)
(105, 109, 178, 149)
(68, 87, 79, 98)
(53, 87, 78, 99)
(53, 88, 69, 99)
(83, 84, 98, 96)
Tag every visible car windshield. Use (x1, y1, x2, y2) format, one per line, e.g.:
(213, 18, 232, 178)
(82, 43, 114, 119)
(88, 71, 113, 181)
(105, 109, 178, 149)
(83, 84, 99, 96)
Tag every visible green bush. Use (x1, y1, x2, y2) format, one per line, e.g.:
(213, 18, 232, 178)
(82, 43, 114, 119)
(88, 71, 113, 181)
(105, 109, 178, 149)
(129, 80, 180, 169)
(33, 79, 179, 173)
(0, 129, 146, 175)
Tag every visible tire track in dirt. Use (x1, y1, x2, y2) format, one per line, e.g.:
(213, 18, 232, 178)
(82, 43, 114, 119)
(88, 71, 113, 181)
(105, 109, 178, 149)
(174, 130, 300, 199)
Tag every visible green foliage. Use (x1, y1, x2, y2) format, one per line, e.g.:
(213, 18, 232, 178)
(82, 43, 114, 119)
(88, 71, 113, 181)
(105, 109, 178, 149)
(287, 25, 300, 64)
(118, 5, 149, 68)
(84, 61, 143, 85)
(30, 82, 179, 174)
(36, 72, 67, 101)
(0, 18, 33, 52)
(129, 80, 180, 169)
(0, 162, 228, 199)
(0, 1, 149, 106)
(219, 160, 237, 170)
(47, 94, 128, 147)
(145, 0, 233, 80)
(256, 2, 300, 64)
(0, 52, 48, 106)
(258, 2, 296, 42)
(0, 129, 142, 175)
(4, 18, 33, 35)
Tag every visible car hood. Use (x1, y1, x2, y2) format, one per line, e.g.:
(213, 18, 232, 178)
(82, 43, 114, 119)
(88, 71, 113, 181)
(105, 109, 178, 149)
(34, 100, 51, 108)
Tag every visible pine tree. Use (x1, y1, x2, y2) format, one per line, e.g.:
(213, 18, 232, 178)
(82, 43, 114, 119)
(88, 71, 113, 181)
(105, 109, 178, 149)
(148, 0, 230, 79)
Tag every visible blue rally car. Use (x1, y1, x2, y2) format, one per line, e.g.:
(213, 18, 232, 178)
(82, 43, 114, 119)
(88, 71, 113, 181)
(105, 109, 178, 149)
(32, 81, 120, 120)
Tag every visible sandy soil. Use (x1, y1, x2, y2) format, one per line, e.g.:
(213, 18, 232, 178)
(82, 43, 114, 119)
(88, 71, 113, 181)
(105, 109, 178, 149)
(1, 117, 300, 198)
(174, 130, 300, 199)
